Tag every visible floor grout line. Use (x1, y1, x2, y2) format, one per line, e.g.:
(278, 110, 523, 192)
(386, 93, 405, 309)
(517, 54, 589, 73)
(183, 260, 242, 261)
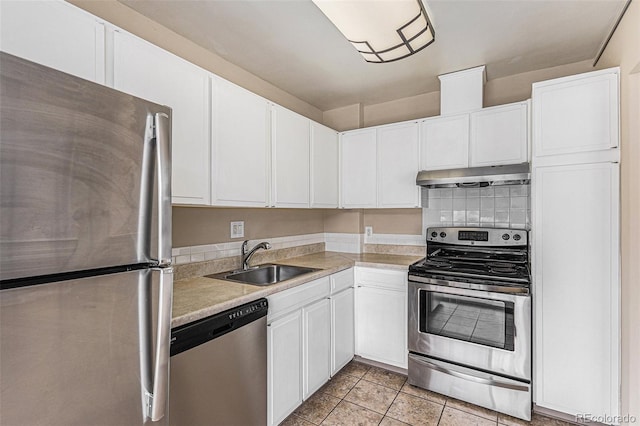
(285, 360, 544, 426)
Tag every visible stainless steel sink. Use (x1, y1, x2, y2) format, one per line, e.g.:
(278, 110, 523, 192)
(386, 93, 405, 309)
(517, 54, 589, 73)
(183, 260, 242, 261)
(207, 264, 319, 286)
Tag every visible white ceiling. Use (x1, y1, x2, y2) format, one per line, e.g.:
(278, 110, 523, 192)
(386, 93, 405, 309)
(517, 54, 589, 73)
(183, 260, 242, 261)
(118, 0, 626, 111)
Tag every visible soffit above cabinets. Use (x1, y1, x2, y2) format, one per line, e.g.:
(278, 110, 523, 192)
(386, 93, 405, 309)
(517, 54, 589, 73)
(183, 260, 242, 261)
(117, 0, 627, 111)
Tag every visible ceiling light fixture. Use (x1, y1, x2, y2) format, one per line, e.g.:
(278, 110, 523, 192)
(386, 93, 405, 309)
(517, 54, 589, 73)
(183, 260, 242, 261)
(312, 0, 435, 64)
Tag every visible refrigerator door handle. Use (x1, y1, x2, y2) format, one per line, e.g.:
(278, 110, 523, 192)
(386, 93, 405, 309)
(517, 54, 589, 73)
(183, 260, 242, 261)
(149, 267, 173, 421)
(155, 112, 172, 266)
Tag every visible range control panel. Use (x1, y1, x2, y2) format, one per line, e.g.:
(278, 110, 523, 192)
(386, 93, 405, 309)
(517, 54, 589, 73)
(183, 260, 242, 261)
(427, 227, 528, 246)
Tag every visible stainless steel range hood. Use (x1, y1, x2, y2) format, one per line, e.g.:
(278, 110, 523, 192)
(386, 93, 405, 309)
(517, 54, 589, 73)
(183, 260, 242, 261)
(416, 163, 530, 188)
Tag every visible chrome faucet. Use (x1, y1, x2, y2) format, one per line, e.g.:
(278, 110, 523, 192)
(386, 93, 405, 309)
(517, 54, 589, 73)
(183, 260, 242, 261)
(241, 240, 272, 270)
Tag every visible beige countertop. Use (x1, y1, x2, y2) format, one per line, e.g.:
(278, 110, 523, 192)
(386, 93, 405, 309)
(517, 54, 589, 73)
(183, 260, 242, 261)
(171, 251, 423, 328)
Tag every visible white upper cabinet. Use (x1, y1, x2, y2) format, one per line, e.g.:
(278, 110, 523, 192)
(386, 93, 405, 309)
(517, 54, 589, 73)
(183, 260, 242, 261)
(0, 0, 105, 84)
(532, 69, 619, 158)
(211, 76, 270, 207)
(420, 114, 470, 170)
(420, 102, 530, 171)
(470, 101, 529, 166)
(340, 129, 377, 208)
(271, 105, 310, 208)
(377, 122, 421, 208)
(310, 123, 339, 208)
(113, 30, 210, 205)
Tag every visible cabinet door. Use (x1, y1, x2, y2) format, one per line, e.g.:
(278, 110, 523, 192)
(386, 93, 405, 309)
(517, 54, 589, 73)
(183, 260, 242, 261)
(341, 129, 377, 208)
(377, 122, 421, 208)
(356, 286, 407, 368)
(533, 162, 619, 418)
(113, 31, 210, 205)
(0, 0, 105, 84)
(533, 70, 619, 158)
(212, 77, 270, 207)
(272, 105, 310, 208)
(311, 122, 339, 208)
(303, 298, 331, 399)
(470, 102, 529, 167)
(331, 287, 355, 375)
(420, 114, 469, 171)
(268, 311, 303, 426)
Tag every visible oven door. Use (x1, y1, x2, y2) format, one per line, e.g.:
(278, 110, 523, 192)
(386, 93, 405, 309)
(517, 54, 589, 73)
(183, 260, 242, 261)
(408, 277, 531, 381)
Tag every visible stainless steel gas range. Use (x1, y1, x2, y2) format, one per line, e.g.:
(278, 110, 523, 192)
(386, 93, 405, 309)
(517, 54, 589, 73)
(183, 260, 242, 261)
(407, 227, 532, 421)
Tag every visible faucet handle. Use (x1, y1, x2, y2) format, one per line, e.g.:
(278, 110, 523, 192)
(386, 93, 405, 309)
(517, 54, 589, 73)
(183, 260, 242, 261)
(241, 240, 249, 255)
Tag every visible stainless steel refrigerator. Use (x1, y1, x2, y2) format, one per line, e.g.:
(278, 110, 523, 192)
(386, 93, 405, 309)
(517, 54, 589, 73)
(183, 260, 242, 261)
(0, 52, 173, 425)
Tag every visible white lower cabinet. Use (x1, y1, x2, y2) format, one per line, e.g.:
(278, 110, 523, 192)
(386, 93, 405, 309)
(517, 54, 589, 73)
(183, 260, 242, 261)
(268, 310, 303, 426)
(330, 268, 355, 375)
(533, 161, 620, 418)
(267, 271, 354, 426)
(355, 267, 408, 369)
(303, 298, 331, 399)
(331, 288, 355, 375)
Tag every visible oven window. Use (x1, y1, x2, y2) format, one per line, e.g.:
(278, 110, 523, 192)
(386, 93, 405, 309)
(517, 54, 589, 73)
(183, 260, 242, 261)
(419, 290, 515, 351)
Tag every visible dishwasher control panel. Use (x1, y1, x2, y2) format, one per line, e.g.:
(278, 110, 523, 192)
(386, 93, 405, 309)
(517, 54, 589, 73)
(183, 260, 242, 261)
(170, 298, 268, 356)
(228, 299, 268, 321)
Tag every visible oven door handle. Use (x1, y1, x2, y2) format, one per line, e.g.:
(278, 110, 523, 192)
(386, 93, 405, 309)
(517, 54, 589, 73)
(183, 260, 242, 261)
(409, 354, 529, 392)
(408, 275, 529, 295)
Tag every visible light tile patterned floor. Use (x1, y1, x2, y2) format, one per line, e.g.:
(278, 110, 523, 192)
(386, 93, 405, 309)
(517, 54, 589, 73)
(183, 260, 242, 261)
(280, 360, 575, 426)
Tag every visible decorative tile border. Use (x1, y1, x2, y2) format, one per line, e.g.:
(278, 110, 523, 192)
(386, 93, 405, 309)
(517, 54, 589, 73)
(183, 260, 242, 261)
(171, 233, 325, 265)
(172, 231, 429, 266)
(364, 233, 424, 246)
(324, 233, 363, 254)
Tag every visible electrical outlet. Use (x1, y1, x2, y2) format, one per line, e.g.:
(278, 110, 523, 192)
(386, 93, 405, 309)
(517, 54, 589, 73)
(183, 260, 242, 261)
(230, 221, 244, 238)
(365, 226, 373, 237)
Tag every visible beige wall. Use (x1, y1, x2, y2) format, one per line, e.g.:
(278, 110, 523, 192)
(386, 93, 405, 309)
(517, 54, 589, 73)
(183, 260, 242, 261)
(322, 209, 423, 235)
(363, 209, 423, 235)
(364, 92, 441, 128)
(596, 1, 640, 419)
(323, 209, 363, 233)
(68, 0, 323, 123)
(483, 60, 593, 108)
(172, 207, 324, 247)
(324, 60, 594, 129)
(322, 103, 363, 132)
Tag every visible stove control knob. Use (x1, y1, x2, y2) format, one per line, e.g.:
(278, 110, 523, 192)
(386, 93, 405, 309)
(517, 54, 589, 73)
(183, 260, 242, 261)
(440, 232, 447, 238)
(502, 233, 510, 241)
(513, 234, 522, 241)
(431, 231, 437, 238)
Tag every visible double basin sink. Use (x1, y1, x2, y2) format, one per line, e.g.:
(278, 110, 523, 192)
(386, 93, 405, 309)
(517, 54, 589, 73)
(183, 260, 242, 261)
(207, 264, 319, 286)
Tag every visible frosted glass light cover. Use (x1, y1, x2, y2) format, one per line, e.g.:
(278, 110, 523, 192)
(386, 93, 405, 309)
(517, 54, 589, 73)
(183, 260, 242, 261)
(313, 0, 435, 63)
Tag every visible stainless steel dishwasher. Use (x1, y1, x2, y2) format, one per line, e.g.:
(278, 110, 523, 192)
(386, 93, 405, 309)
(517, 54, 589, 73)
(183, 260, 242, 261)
(169, 298, 268, 426)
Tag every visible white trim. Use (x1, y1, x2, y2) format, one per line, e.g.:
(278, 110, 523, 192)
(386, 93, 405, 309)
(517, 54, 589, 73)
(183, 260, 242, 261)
(365, 233, 424, 246)
(324, 233, 362, 254)
(172, 232, 325, 264)
(172, 230, 428, 265)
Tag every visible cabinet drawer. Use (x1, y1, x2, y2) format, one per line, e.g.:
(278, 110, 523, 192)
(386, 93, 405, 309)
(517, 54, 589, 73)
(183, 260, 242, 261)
(356, 267, 406, 291)
(268, 277, 330, 321)
(331, 268, 354, 294)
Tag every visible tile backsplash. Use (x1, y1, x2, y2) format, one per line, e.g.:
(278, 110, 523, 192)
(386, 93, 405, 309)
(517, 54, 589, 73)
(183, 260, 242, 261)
(424, 184, 530, 229)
